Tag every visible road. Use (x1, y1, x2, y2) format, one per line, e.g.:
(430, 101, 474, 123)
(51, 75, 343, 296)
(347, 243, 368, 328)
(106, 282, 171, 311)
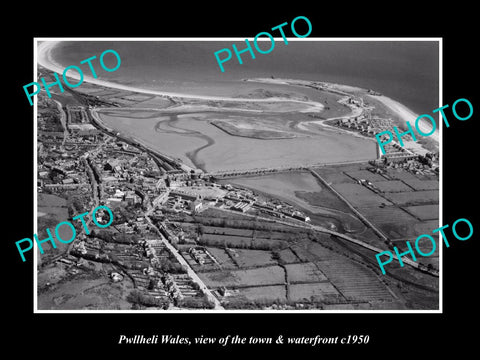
(145, 197, 224, 310)
(66, 147, 103, 255)
(89, 96, 434, 278)
(84, 109, 435, 277)
(208, 160, 380, 179)
(159, 236, 224, 310)
(53, 99, 68, 145)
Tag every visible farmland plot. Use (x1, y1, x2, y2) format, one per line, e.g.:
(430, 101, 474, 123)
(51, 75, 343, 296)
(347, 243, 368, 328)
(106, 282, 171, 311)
(200, 266, 285, 288)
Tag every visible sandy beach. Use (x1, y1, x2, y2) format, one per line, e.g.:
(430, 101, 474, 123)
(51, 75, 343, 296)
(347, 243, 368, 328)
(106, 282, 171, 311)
(36, 41, 323, 111)
(38, 42, 437, 143)
(37, 41, 438, 161)
(250, 78, 438, 137)
(372, 94, 439, 143)
(248, 78, 439, 154)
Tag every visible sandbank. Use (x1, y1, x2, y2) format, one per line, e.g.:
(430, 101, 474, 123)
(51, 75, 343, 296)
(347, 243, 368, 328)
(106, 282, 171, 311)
(248, 78, 439, 154)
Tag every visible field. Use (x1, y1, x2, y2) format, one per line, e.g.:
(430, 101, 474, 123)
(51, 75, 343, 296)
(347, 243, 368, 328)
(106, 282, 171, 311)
(410, 220, 441, 237)
(405, 204, 439, 220)
(316, 259, 394, 302)
(184, 163, 438, 309)
(343, 169, 386, 182)
(229, 249, 276, 268)
(357, 205, 423, 239)
(198, 234, 288, 250)
(295, 190, 353, 213)
(199, 265, 285, 288)
(315, 162, 439, 243)
(196, 207, 254, 220)
(311, 166, 356, 184)
(388, 264, 440, 295)
(383, 190, 439, 206)
(276, 248, 302, 263)
(290, 238, 338, 262)
(289, 282, 342, 302)
(385, 168, 438, 182)
(38, 266, 133, 310)
(235, 285, 287, 302)
(372, 180, 413, 193)
(198, 234, 250, 248)
(253, 230, 296, 241)
(358, 205, 417, 224)
(38, 193, 68, 207)
(397, 179, 438, 191)
(333, 183, 392, 207)
(203, 247, 237, 269)
(37, 193, 72, 265)
(202, 226, 253, 237)
(357, 206, 418, 240)
(285, 263, 328, 283)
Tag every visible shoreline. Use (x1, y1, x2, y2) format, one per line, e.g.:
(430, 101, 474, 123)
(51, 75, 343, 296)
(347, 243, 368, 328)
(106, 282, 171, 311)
(370, 94, 439, 143)
(38, 41, 438, 159)
(38, 42, 436, 139)
(247, 78, 439, 154)
(37, 41, 323, 110)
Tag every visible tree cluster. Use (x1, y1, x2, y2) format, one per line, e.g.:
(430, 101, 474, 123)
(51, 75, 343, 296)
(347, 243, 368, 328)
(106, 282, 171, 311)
(127, 290, 168, 308)
(176, 294, 214, 309)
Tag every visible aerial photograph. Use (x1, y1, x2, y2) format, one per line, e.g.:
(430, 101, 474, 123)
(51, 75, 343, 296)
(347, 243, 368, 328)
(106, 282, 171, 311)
(35, 39, 440, 311)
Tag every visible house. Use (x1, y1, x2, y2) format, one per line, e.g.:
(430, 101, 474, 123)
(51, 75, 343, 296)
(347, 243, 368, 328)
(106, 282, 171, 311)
(219, 286, 232, 297)
(230, 201, 252, 212)
(125, 191, 140, 205)
(189, 200, 203, 213)
(106, 197, 123, 209)
(111, 272, 124, 282)
(104, 159, 122, 172)
(113, 189, 125, 198)
(170, 190, 198, 202)
(38, 171, 49, 178)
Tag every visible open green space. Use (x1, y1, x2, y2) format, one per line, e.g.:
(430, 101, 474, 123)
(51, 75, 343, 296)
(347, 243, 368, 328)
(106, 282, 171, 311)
(200, 265, 285, 288)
